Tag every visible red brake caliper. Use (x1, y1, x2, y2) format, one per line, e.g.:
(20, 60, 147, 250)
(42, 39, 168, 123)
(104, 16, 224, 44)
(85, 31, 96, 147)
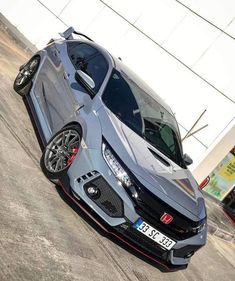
(67, 147, 79, 165)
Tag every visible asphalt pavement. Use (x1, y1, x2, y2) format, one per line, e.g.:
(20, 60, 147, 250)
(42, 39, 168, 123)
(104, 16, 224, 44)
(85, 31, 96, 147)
(0, 21, 235, 281)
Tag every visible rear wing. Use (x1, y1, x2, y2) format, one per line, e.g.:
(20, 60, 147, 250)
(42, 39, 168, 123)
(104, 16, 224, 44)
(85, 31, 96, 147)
(59, 26, 93, 41)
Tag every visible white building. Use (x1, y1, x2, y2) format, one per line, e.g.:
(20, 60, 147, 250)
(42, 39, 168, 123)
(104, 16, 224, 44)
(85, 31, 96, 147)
(1, 0, 234, 182)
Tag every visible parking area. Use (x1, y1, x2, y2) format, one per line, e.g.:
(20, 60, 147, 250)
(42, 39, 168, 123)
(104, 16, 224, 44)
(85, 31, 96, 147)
(0, 26, 235, 281)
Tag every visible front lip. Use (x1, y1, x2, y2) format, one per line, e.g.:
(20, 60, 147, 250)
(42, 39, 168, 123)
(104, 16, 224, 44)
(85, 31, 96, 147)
(57, 178, 187, 271)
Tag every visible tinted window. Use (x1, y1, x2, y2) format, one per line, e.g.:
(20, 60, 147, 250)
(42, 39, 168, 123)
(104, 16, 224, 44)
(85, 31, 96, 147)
(68, 42, 97, 66)
(102, 70, 185, 167)
(68, 42, 108, 93)
(102, 72, 142, 132)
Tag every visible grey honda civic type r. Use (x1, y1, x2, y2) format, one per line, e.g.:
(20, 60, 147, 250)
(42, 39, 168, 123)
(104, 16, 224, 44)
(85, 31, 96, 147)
(13, 27, 207, 271)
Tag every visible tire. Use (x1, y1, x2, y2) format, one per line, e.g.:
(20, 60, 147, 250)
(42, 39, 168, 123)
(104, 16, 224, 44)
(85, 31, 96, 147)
(40, 125, 82, 181)
(13, 55, 40, 95)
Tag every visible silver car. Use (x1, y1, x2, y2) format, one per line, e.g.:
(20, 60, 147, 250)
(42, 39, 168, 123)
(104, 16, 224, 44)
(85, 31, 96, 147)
(13, 27, 207, 271)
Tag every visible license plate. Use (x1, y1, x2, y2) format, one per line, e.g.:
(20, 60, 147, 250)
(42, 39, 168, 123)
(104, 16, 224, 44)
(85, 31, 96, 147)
(133, 218, 176, 250)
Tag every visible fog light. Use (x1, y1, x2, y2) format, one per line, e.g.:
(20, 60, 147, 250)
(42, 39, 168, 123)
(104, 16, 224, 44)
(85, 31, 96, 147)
(85, 185, 100, 199)
(186, 251, 194, 258)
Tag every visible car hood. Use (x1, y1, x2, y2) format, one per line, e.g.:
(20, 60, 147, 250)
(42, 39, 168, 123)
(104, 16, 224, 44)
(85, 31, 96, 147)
(97, 105, 206, 221)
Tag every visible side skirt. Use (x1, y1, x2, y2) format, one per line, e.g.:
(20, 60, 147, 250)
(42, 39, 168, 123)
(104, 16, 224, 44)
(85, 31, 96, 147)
(22, 84, 47, 151)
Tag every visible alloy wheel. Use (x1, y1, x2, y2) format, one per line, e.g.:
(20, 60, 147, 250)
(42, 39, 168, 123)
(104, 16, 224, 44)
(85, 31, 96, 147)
(15, 57, 39, 86)
(44, 129, 80, 173)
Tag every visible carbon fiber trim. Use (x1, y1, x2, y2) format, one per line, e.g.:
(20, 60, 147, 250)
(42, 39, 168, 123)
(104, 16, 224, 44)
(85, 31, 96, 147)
(83, 176, 124, 217)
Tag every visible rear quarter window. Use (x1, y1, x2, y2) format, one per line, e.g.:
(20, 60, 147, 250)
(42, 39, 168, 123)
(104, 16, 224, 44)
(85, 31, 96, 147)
(67, 42, 109, 93)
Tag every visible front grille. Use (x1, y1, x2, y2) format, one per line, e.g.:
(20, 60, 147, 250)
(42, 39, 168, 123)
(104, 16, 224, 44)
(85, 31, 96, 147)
(115, 224, 168, 260)
(83, 176, 124, 217)
(131, 182, 202, 240)
(174, 245, 201, 258)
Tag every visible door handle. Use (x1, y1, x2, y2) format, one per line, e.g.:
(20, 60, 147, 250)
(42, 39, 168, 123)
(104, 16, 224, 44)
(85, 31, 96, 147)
(74, 104, 84, 113)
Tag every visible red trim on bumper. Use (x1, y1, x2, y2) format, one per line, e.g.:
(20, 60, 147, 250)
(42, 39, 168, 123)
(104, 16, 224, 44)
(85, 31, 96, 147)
(58, 180, 177, 271)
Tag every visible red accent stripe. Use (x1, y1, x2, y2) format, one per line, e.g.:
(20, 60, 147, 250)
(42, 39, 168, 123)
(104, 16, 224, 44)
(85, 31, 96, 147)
(58, 180, 173, 271)
(199, 177, 210, 189)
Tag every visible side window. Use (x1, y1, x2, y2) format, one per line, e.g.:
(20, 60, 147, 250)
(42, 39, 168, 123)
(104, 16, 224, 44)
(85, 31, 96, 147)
(159, 125, 176, 155)
(67, 42, 108, 93)
(102, 71, 142, 133)
(68, 42, 97, 67)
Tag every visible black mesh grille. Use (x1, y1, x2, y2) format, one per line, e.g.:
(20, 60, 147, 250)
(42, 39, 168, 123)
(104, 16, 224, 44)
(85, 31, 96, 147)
(83, 176, 123, 217)
(131, 183, 203, 240)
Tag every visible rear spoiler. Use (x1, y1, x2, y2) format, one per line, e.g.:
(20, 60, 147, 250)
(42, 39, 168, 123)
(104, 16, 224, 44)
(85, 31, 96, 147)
(59, 26, 93, 42)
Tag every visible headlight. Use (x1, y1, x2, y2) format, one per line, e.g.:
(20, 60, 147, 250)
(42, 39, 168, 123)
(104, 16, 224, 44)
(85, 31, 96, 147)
(102, 142, 132, 187)
(192, 220, 206, 234)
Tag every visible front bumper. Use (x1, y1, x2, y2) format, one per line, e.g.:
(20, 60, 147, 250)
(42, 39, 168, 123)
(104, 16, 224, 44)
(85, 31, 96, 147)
(63, 145, 207, 269)
(58, 177, 188, 272)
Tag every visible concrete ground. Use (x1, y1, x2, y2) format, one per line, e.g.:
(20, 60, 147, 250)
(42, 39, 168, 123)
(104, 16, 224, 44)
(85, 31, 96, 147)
(0, 25, 235, 281)
(205, 195, 235, 242)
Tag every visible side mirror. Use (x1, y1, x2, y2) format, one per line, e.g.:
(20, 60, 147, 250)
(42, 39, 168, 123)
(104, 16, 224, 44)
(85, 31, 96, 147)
(183, 153, 193, 166)
(75, 70, 96, 97)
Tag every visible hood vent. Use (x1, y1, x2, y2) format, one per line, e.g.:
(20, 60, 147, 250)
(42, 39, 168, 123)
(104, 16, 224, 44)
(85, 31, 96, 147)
(148, 148, 170, 167)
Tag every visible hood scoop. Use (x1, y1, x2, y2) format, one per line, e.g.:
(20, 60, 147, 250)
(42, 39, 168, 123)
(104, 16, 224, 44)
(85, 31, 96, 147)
(148, 148, 170, 167)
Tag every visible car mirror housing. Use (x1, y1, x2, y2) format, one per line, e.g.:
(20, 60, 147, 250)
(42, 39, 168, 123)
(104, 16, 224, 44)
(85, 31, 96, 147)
(183, 153, 193, 166)
(75, 70, 96, 97)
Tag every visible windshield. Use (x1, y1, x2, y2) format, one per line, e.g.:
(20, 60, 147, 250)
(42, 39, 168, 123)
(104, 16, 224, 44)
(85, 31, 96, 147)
(102, 69, 185, 168)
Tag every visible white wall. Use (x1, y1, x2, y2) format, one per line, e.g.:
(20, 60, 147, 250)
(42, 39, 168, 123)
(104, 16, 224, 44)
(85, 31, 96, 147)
(1, 0, 234, 170)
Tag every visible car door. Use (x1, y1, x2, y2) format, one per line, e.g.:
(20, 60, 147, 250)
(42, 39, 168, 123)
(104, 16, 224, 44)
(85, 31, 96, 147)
(34, 44, 77, 135)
